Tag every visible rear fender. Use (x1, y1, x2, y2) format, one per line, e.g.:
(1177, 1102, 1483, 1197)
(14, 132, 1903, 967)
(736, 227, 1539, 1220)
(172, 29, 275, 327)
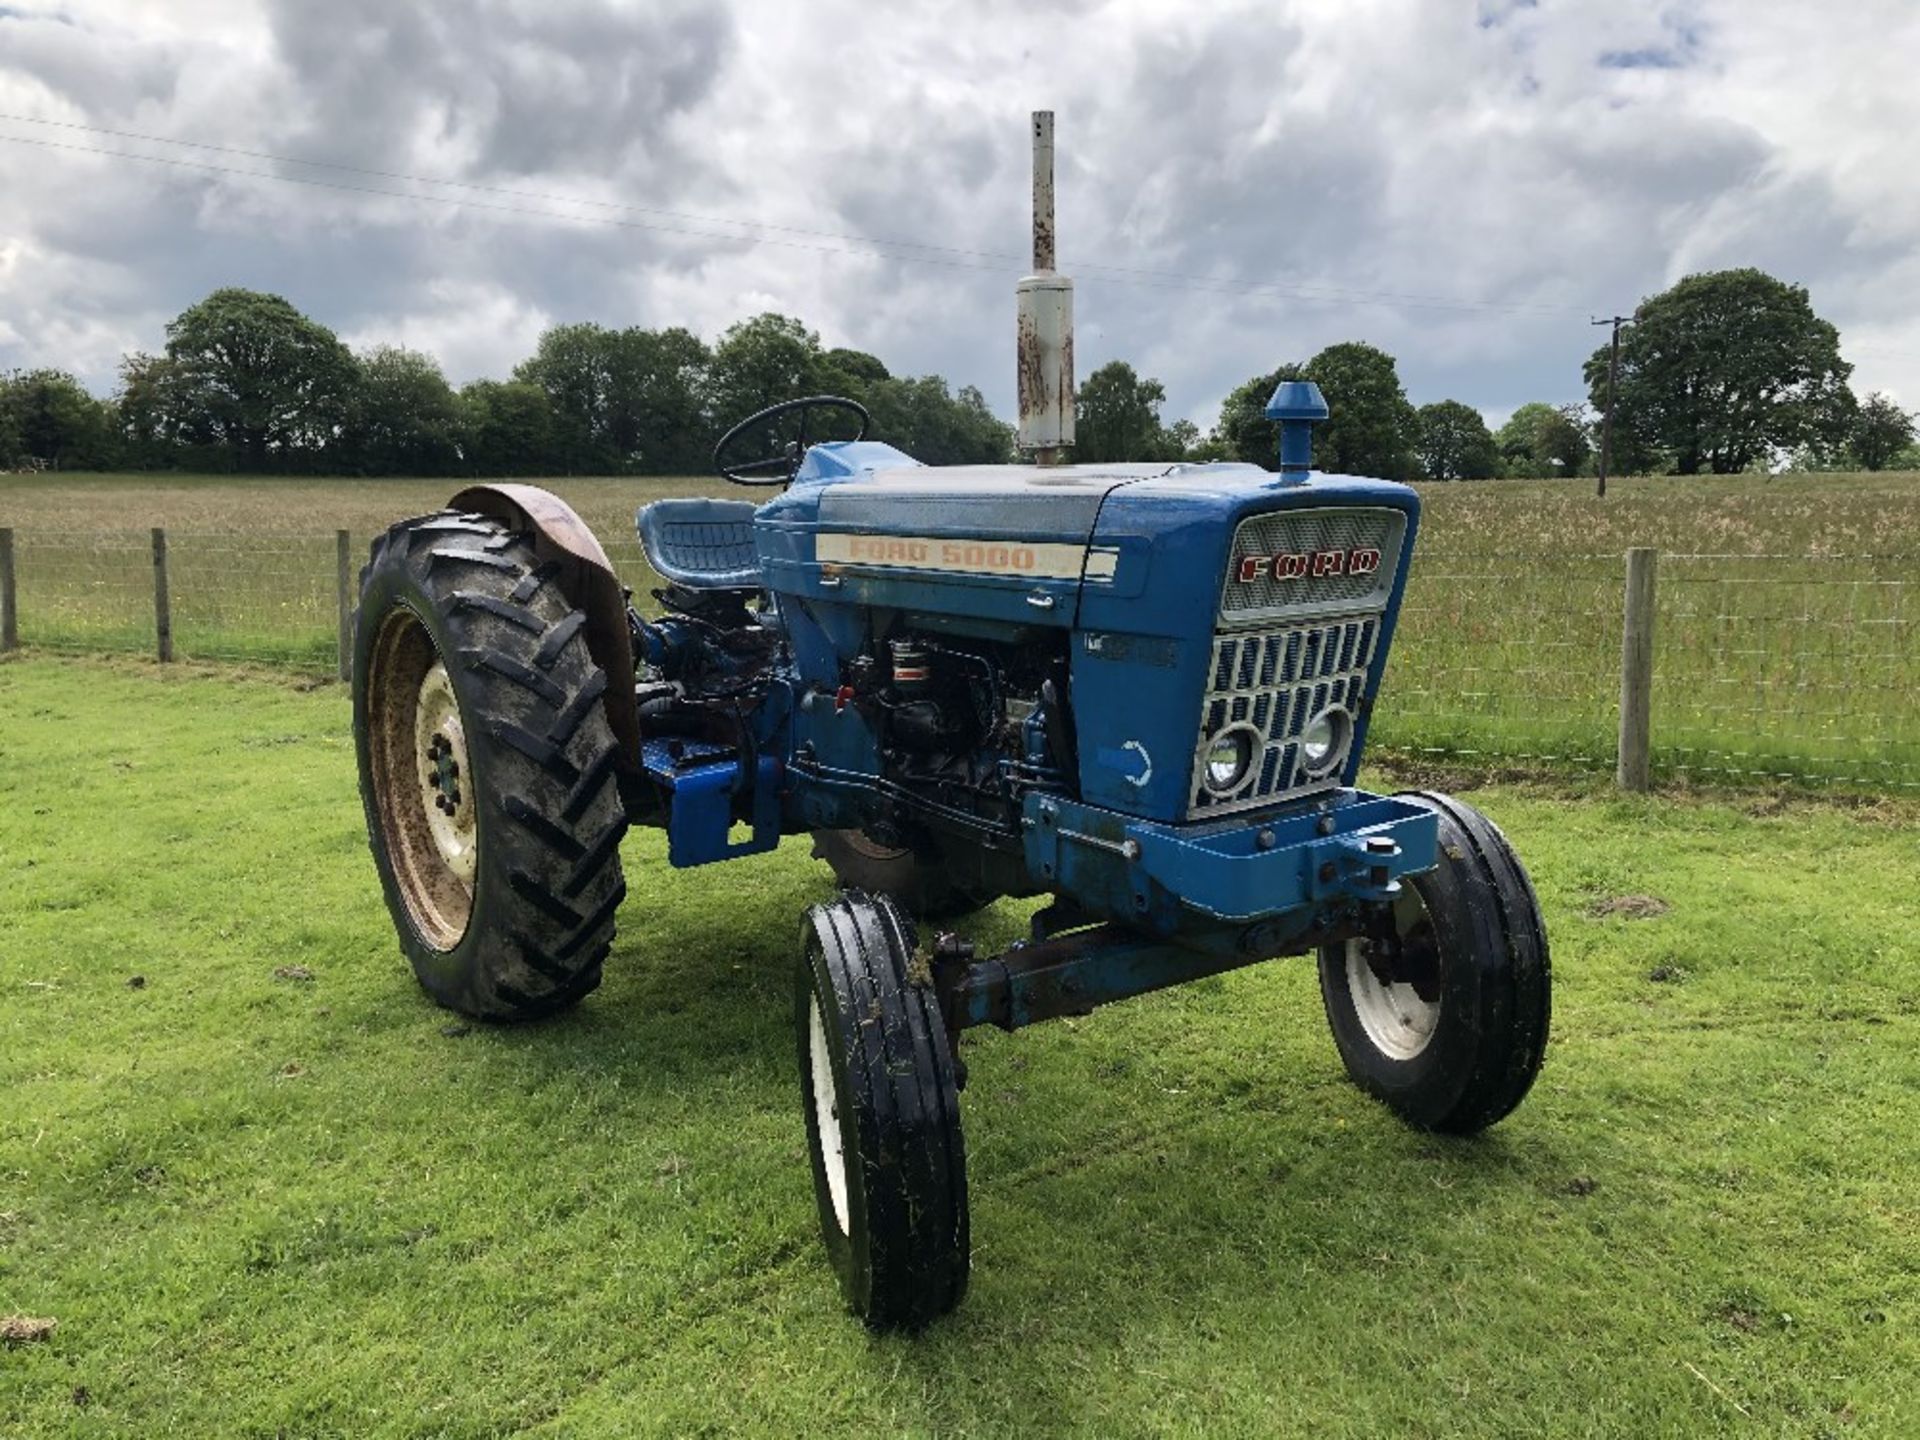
(449, 483, 639, 771)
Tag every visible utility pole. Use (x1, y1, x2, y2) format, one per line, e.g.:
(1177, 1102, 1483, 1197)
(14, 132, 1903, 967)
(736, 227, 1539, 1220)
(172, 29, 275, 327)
(1591, 314, 1633, 498)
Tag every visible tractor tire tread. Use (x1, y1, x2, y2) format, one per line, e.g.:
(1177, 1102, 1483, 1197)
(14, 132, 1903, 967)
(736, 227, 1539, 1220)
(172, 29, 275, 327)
(1316, 790, 1549, 1135)
(799, 891, 968, 1331)
(352, 510, 628, 1022)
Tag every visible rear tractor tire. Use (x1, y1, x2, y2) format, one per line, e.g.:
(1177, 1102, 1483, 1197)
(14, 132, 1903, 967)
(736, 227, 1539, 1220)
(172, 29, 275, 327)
(810, 827, 996, 921)
(1317, 790, 1550, 1134)
(797, 891, 969, 1330)
(352, 511, 629, 1021)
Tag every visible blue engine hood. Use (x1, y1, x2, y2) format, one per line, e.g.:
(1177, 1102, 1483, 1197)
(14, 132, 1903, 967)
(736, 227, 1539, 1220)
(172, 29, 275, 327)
(755, 444, 1256, 628)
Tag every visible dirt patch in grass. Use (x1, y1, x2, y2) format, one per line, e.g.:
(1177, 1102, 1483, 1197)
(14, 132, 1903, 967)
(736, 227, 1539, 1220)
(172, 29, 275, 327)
(2, 1315, 58, 1344)
(1587, 894, 1671, 920)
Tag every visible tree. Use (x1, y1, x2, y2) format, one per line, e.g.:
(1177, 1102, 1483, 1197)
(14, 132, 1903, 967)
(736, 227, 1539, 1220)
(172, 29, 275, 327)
(1210, 366, 1302, 466)
(513, 322, 618, 473)
(1415, 400, 1499, 480)
(1209, 343, 1417, 478)
(457, 380, 556, 476)
(860, 375, 1013, 465)
(0, 381, 18, 466)
(115, 352, 187, 469)
(161, 288, 359, 470)
(1535, 404, 1591, 477)
(350, 346, 461, 475)
(1851, 392, 1916, 472)
(821, 347, 891, 387)
(619, 326, 713, 474)
(1584, 268, 1854, 475)
(1163, 418, 1203, 459)
(1307, 342, 1418, 480)
(707, 313, 832, 429)
(1075, 360, 1175, 462)
(0, 368, 117, 470)
(513, 322, 715, 474)
(1496, 402, 1591, 478)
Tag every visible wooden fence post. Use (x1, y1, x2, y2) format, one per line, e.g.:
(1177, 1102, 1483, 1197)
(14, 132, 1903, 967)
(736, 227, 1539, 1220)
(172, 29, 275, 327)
(336, 530, 353, 684)
(1617, 547, 1657, 791)
(0, 528, 17, 652)
(152, 527, 173, 663)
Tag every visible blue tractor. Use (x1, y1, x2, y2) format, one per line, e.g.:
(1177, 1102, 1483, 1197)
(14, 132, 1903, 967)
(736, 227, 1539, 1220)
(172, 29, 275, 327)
(352, 384, 1550, 1329)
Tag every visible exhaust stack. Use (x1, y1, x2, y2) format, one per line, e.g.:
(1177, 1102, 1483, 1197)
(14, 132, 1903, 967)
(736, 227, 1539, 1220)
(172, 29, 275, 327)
(1016, 111, 1074, 466)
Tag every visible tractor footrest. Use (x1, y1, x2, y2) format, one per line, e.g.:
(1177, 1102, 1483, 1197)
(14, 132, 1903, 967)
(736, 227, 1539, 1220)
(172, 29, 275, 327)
(640, 737, 782, 867)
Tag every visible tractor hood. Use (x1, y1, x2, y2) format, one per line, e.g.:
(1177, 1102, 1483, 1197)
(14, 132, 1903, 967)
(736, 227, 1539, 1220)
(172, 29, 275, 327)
(748, 439, 1305, 629)
(753, 440, 1415, 638)
(753, 443, 1218, 628)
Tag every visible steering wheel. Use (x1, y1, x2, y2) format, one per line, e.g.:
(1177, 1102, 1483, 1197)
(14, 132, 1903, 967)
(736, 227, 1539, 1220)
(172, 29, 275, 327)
(713, 395, 871, 486)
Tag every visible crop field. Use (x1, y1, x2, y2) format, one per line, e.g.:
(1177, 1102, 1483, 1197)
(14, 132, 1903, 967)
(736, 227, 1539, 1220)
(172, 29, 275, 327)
(1, 469, 1917, 792)
(1, 656, 1916, 1437)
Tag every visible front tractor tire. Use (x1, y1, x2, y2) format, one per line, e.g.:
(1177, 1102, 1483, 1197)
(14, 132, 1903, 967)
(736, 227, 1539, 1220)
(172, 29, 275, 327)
(353, 512, 629, 1021)
(1317, 791, 1550, 1134)
(797, 891, 969, 1330)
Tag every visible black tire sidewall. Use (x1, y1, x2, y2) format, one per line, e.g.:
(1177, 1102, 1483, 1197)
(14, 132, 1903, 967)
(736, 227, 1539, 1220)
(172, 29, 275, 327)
(1318, 794, 1547, 1133)
(1320, 846, 1487, 1128)
(352, 517, 626, 1020)
(794, 892, 967, 1328)
(353, 545, 499, 1010)
(795, 922, 874, 1311)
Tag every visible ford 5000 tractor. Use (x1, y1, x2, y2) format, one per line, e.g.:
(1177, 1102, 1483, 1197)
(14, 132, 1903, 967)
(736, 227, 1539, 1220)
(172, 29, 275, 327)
(352, 384, 1550, 1329)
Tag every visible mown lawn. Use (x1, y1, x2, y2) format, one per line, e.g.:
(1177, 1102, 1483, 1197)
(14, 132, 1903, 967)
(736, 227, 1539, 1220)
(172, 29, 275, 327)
(1, 655, 1916, 1438)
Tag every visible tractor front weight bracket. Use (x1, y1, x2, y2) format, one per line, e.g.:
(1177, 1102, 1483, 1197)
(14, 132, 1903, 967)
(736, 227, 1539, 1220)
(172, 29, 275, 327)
(933, 910, 1369, 1040)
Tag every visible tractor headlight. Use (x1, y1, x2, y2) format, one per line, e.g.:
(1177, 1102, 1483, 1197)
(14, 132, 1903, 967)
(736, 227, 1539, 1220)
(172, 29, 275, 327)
(1300, 706, 1353, 777)
(1201, 727, 1256, 793)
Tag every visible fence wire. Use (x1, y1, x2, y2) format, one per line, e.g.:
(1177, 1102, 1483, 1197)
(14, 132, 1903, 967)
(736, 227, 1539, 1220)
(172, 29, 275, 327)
(2, 528, 1914, 793)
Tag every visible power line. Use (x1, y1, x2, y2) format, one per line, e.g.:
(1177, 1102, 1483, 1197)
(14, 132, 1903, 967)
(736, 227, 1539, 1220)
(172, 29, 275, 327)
(0, 113, 1592, 320)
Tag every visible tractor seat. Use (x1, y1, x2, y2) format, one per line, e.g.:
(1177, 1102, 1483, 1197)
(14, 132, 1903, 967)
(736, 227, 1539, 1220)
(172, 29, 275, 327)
(635, 498, 761, 589)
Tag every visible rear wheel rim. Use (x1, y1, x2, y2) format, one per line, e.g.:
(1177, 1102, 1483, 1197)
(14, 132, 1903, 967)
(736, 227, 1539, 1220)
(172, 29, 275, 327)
(1345, 886, 1441, 1062)
(367, 605, 476, 950)
(807, 992, 852, 1236)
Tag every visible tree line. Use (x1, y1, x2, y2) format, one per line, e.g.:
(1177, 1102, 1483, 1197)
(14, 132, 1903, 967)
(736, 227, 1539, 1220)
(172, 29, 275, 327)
(2, 290, 1012, 476)
(2, 267, 1914, 478)
(1074, 268, 1917, 479)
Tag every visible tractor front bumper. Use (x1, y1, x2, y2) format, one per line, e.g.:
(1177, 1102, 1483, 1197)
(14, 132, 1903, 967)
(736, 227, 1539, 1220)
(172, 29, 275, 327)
(930, 790, 1440, 1039)
(1021, 788, 1439, 932)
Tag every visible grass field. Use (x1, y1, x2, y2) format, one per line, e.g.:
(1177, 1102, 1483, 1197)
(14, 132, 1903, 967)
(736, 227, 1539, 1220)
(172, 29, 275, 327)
(1, 655, 1916, 1437)
(2, 469, 1917, 791)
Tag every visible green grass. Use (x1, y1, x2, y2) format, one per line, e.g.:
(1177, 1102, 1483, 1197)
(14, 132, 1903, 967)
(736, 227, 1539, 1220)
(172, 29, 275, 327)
(3, 469, 1917, 790)
(1, 654, 1916, 1437)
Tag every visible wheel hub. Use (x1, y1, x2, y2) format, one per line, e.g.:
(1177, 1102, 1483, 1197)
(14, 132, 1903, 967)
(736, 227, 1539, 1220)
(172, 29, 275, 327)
(413, 662, 477, 886)
(1346, 886, 1442, 1061)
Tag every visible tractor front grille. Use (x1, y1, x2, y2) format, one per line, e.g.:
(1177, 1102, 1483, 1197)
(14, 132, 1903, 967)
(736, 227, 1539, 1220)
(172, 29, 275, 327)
(1187, 613, 1380, 817)
(1219, 506, 1406, 625)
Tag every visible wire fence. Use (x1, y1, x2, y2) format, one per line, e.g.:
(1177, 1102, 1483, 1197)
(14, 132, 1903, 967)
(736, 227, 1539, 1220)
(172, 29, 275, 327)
(2, 526, 1914, 794)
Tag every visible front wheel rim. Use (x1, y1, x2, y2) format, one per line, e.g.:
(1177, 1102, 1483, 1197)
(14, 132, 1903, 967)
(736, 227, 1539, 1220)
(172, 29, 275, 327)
(367, 605, 476, 951)
(808, 993, 852, 1237)
(1345, 886, 1441, 1062)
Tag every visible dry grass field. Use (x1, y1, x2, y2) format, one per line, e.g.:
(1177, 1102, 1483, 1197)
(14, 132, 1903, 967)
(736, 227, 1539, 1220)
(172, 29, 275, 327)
(2, 468, 1916, 789)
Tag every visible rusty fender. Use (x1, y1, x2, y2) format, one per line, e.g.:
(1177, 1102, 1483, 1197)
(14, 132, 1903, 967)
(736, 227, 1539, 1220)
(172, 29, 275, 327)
(448, 483, 639, 771)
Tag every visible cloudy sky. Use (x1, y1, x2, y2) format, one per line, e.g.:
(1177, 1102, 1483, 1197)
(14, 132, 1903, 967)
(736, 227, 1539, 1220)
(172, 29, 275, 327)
(1, 0, 1915, 430)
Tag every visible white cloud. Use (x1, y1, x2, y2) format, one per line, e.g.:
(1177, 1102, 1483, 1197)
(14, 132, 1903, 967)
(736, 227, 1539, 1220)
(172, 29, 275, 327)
(0, 0, 1915, 421)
